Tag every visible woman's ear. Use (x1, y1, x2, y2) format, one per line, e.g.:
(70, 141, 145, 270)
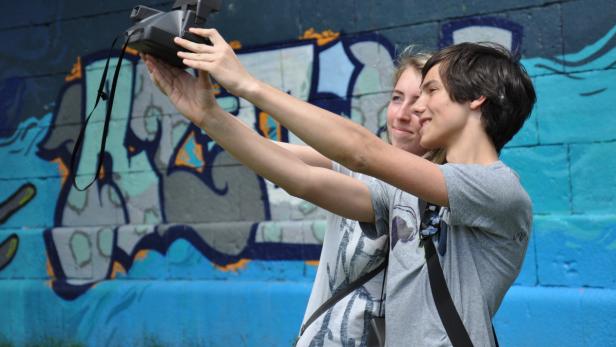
(469, 96, 486, 110)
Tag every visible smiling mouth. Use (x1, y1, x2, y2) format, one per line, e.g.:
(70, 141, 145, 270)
(391, 127, 414, 135)
(419, 118, 431, 127)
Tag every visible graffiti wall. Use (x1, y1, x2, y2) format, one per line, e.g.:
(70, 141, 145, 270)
(0, 0, 615, 346)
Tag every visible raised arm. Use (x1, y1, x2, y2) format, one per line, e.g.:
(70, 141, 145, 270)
(142, 54, 374, 222)
(273, 142, 332, 169)
(174, 28, 448, 206)
(233, 113, 333, 168)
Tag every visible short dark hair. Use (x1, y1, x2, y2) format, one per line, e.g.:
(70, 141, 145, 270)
(422, 42, 536, 152)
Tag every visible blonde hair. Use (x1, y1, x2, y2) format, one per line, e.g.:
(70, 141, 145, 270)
(392, 45, 432, 85)
(423, 148, 447, 164)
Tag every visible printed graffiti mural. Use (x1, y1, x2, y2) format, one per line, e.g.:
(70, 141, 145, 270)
(0, 31, 398, 299)
(0, 234, 18, 271)
(0, 183, 36, 224)
(0, 183, 36, 270)
(440, 17, 524, 55)
(1, 18, 615, 306)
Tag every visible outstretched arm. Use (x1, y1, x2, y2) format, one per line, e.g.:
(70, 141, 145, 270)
(142, 54, 374, 222)
(273, 142, 332, 169)
(232, 113, 332, 168)
(174, 28, 448, 206)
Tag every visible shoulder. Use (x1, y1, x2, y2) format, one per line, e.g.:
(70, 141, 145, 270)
(440, 161, 532, 224)
(440, 161, 526, 194)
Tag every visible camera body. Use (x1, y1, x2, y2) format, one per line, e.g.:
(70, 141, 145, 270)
(126, 0, 221, 67)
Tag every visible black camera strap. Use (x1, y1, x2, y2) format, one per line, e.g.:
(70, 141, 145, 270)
(69, 32, 135, 191)
(299, 258, 387, 337)
(419, 200, 499, 347)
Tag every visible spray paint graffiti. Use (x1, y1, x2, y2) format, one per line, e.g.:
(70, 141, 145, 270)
(2, 18, 613, 305)
(0, 234, 18, 271)
(0, 183, 36, 224)
(0, 183, 36, 271)
(0, 13, 614, 345)
(27, 31, 397, 299)
(440, 17, 523, 55)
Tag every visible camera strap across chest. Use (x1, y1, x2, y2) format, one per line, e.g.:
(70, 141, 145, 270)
(419, 199, 499, 347)
(299, 258, 387, 337)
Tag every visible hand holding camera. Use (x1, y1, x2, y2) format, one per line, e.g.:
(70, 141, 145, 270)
(142, 53, 219, 128)
(126, 0, 221, 67)
(128, 0, 256, 99)
(174, 28, 259, 98)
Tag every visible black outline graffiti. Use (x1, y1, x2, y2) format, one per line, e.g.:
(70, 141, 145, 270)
(35, 32, 397, 300)
(0, 234, 19, 271)
(0, 183, 36, 224)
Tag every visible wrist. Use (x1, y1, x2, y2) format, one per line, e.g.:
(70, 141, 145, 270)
(238, 76, 262, 101)
(195, 105, 224, 131)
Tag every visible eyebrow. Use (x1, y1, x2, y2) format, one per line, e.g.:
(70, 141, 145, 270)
(392, 88, 420, 100)
(421, 80, 438, 90)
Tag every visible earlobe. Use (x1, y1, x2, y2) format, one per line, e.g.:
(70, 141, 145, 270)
(469, 96, 486, 110)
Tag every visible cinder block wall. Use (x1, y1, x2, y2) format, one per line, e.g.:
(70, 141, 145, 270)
(0, 1, 614, 346)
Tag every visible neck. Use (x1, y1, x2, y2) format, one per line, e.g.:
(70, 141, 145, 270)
(444, 116, 499, 165)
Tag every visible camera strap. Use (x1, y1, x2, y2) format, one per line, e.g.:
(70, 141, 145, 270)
(419, 200, 499, 347)
(299, 258, 387, 337)
(69, 31, 135, 191)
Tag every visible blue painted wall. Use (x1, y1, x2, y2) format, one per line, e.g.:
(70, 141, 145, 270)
(0, 0, 615, 346)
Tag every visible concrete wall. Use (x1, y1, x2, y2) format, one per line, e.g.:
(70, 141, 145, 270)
(0, 0, 614, 346)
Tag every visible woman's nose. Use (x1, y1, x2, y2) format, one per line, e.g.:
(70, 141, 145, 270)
(395, 103, 415, 122)
(412, 93, 428, 114)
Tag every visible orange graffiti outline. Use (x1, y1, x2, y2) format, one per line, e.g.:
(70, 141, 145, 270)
(110, 261, 127, 279)
(215, 258, 250, 272)
(175, 131, 205, 173)
(299, 28, 340, 46)
(134, 249, 149, 261)
(65, 56, 82, 82)
(259, 111, 282, 141)
(52, 158, 69, 185)
(229, 40, 242, 50)
(126, 47, 140, 56)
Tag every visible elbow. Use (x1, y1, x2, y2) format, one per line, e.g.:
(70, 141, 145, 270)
(279, 170, 312, 201)
(281, 167, 321, 203)
(348, 151, 370, 173)
(340, 135, 377, 173)
(285, 181, 309, 201)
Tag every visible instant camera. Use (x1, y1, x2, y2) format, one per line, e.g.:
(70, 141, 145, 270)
(126, 0, 222, 67)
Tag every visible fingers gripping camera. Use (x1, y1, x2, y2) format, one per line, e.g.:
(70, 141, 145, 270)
(126, 0, 221, 67)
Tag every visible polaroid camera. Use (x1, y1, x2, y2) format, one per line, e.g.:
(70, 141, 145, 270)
(126, 0, 221, 67)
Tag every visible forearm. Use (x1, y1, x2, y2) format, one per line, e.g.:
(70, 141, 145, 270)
(272, 142, 332, 169)
(243, 80, 379, 172)
(197, 108, 311, 197)
(235, 116, 332, 168)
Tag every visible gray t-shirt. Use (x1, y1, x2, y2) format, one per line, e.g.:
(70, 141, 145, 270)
(363, 161, 532, 346)
(297, 163, 388, 347)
